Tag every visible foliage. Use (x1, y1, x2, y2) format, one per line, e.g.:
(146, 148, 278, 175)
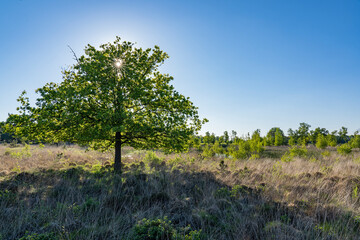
(327, 132, 338, 147)
(349, 134, 360, 149)
(289, 145, 308, 158)
(310, 127, 329, 144)
(0, 121, 17, 143)
(227, 131, 264, 159)
(296, 122, 311, 145)
(131, 217, 202, 240)
(5, 37, 206, 164)
(143, 151, 164, 169)
(281, 145, 308, 162)
(316, 134, 328, 149)
(338, 127, 349, 144)
(337, 144, 352, 155)
(265, 127, 284, 146)
(274, 128, 284, 146)
(201, 144, 215, 159)
(288, 136, 296, 146)
(223, 131, 229, 144)
(203, 132, 215, 144)
(211, 141, 224, 155)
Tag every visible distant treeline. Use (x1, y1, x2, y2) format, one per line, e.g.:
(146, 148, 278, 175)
(193, 123, 358, 146)
(188, 123, 360, 160)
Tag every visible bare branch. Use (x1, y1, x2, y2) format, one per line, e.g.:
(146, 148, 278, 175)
(68, 45, 79, 63)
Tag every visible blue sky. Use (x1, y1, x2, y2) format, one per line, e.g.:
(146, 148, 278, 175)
(1, 0, 359, 136)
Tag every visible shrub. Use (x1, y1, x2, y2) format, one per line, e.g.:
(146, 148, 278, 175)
(281, 152, 293, 162)
(131, 217, 202, 240)
(288, 137, 296, 146)
(316, 135, 328, 149)
(228, 137, 264, 160)
(281, 145, 308, 162)
(143, 151, 163, 168)
(327, 134, 337, 147)
(211, 141, 224, 155)
(337, 144, 352, 155)
(289, 145, 308, 158)
(228, 142, 249, 159)
(201, 144, 215, 159)
(349, 135, 360, 149)
(321, 150, 331, 158)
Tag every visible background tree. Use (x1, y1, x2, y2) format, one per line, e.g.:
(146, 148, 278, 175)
(0, 121, 16, 143)
(231, 130, 237, 142)
(266, 127, 284, 146)
(309, 127, 329, 144)
(203, 132, 212, 144)
(287, 128, 296, 145)
(223, 131, 229, 144)
(296, 122, 311, 145)
(338, 126, 349, 144)
(6, 37, 206, 173)
(274, 128, 284, 146)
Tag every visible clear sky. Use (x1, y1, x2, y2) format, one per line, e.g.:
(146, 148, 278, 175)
(1, 0, 359, 136)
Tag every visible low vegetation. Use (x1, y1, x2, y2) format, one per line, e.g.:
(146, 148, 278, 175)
(0, 143, 360, 239)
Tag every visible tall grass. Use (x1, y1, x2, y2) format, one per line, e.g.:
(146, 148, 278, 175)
(0, 144, 359, 239)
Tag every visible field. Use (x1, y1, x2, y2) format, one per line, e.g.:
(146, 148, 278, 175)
(0, 144, 360, 239)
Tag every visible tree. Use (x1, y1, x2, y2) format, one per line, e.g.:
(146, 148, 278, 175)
(274, 128, 284, 146)
(0, 121, 16, 143)
(316, 134, 328, 149)
(223, 131, 229, 144)
(309, 127, 328, 144)
(6, 37, 206, 173)
(327, 131, 338, 147)
(296, 122, 311, 145)
(231, 130, 237, 142)
(287, 128, 296, 146)
(266, 127, 284, 146)
(338, 126, 349, 144)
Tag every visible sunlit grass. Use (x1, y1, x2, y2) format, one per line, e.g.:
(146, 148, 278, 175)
(0, 144, 359, 239)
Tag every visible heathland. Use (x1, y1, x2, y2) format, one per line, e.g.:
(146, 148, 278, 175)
(0, 142, 360, 239)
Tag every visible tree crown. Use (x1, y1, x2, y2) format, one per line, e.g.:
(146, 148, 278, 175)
(6, 37, 206, 152)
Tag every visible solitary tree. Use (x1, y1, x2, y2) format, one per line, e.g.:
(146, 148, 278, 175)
(6, 37, 206, 173)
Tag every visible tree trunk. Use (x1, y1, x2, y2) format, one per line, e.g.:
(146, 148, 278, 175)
(114, 131, 122, 174)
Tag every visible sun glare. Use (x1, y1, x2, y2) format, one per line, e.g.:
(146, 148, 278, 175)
(114, 59, 123, 68)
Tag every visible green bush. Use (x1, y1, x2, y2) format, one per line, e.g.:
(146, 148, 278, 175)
(289, 145, 308, 158)
(316, 135, 328, 149)
(281, 152, 293, 162)
(211, 141, 224, 154)
(280, 145, 308, 162)
(337, 144, 352, 155)
(288, 137, 296, 146)
(349, 135, 360, 149)
(143, 151, 163, 168)
(131, 217, 202, 240)
(228, 142, 249, 159)
(227, 137, 264, 160)
(201, 144, 215, 159)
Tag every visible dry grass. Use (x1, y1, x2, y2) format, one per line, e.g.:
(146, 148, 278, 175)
(0, 144, 360, 239)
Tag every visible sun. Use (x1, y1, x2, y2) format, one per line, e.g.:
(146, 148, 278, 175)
(114, 58, 123, 69)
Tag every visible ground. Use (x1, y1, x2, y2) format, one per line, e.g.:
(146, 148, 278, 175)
(0, 144, 359, 239)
